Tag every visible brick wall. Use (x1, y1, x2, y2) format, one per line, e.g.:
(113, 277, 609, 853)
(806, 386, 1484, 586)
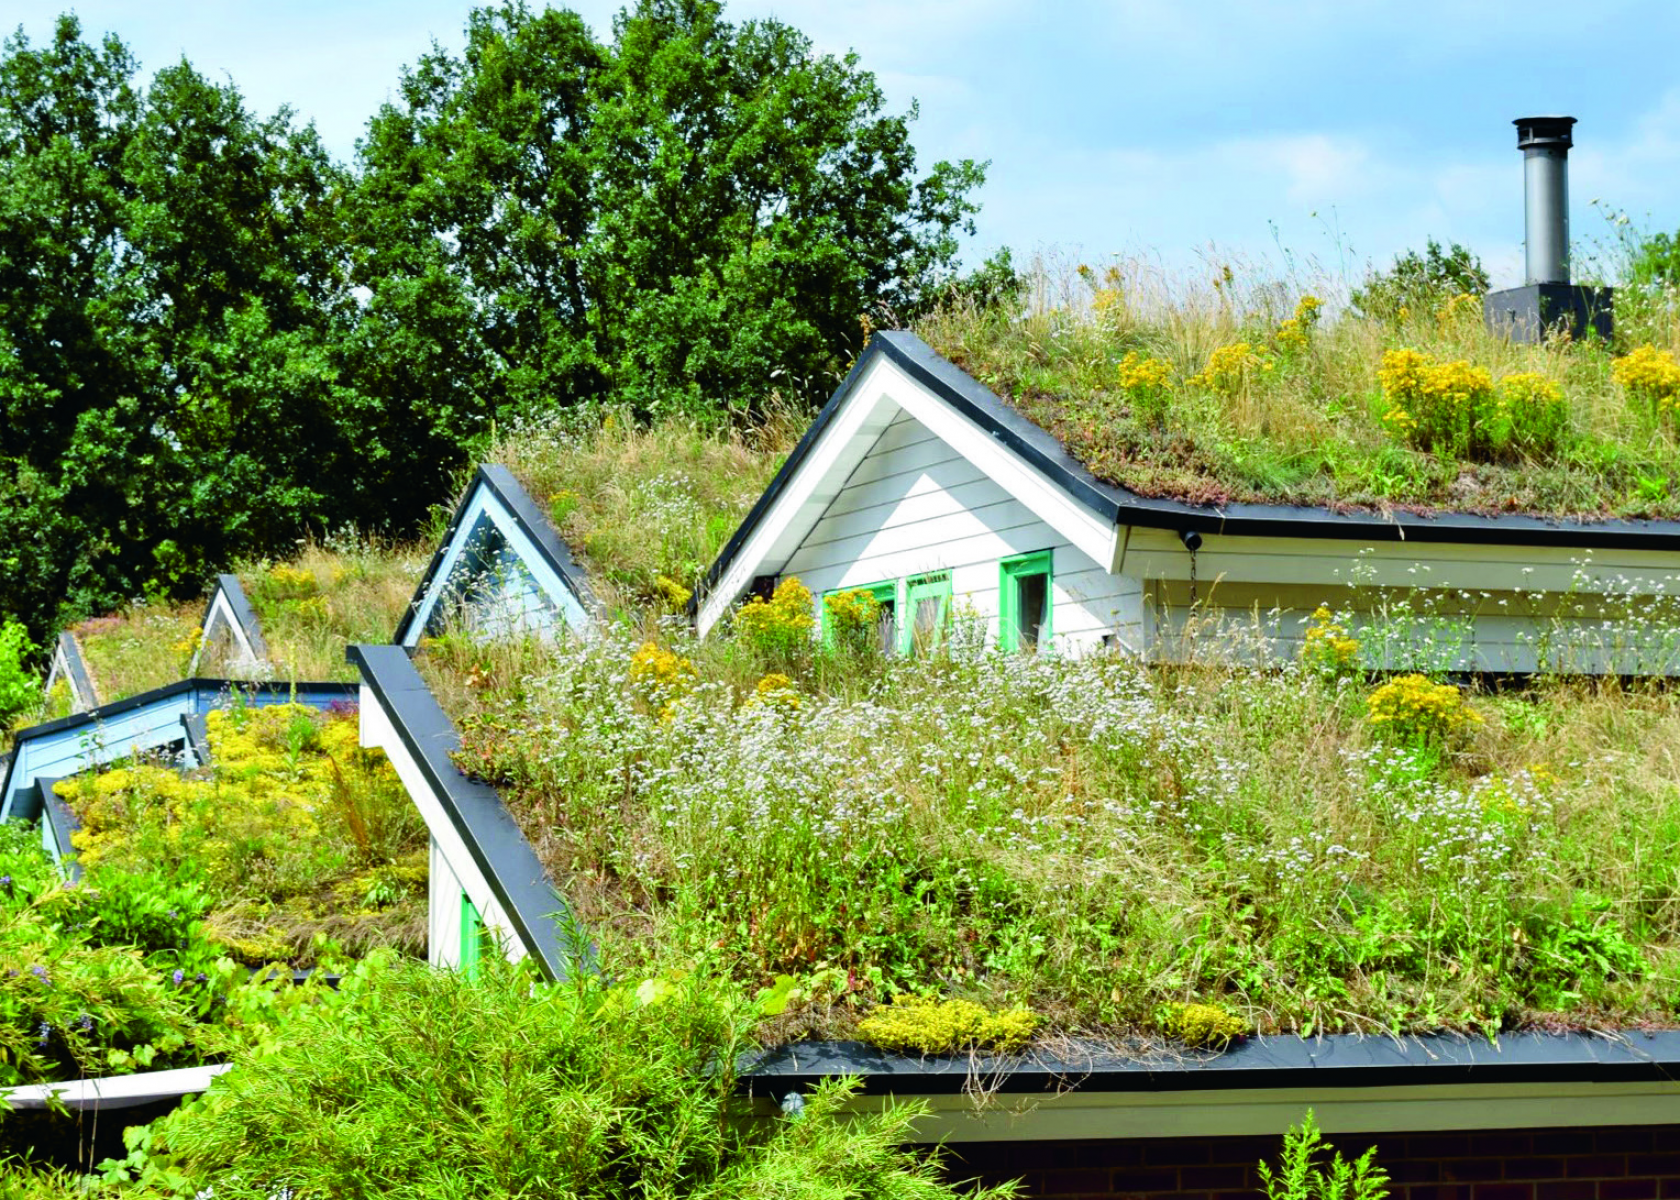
(946, 1125, 1680, 1200)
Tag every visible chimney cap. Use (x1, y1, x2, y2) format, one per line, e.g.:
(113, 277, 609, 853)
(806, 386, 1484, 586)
(1515, 116, 1576, 151)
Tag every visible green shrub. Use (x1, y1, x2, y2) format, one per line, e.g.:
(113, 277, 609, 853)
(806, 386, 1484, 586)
(0, 621, 38, 725)
(126, 958, 1018, 1200)
(1259, 1111, 1389, 1200)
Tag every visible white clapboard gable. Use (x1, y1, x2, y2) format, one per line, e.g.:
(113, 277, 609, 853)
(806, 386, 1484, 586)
(699, 333, 1680, 674)
(396, 465, 600, 647)
(189, 574, 270, 675)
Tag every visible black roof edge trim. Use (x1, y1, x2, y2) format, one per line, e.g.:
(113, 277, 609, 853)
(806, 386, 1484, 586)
(37, 778, 81, 882)
(741, 1030, 1680, 1098)
(208, 573, 271, 663)
(181, 712, 212, 766)
(54, 632, 98, 710)
(393, 465, 602, 645)
(701, 333, 1680, 608)
(0, 679, 358, 815)
(347, 643, 591, 982)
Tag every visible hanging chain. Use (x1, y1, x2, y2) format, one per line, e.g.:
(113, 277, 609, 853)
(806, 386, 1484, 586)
(1189, 547, 1198, 609)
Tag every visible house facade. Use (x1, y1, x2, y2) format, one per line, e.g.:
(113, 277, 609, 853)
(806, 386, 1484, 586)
(699, 332, 1680, 673)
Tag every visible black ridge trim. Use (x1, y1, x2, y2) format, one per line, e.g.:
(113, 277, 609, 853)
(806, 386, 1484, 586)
(56, 632, 98, 710)
(209, 573, 270, 663)
(347, 644, 590, 981)
(37, 778, 81, 882)
(393, 464, 602, 645)
(0, 680, 358, 823)
(700, 332, 1680, 613)
(742, 1031, 1680, 1098)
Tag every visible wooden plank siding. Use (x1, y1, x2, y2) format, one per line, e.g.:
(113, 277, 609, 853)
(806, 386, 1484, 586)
(781, 409, 1142, 653)
(1124, 527, 1680, 673)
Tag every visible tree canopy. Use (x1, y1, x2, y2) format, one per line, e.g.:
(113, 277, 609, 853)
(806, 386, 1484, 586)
(0, 2, 987, 634)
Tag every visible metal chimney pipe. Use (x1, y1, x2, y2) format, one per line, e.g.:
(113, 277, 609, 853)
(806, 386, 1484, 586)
(1514, 116, 1576, 286)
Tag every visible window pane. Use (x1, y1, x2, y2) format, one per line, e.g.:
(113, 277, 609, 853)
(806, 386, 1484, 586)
(1017, 571, 1048, 651)
(877, 598, 897, 653)
(911, 594, 943, 653)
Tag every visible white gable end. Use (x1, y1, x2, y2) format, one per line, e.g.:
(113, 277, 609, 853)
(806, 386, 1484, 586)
(697, 355, 1123, 638)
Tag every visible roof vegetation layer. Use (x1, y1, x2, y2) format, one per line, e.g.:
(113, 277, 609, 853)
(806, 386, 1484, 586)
(915, 257, 1680, 520)
(427, 591, 1680, 1045)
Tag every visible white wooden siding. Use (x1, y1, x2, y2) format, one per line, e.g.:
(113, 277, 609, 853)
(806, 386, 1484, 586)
(1124, 528, 1680, 673)
(783, 409, 1141, 652)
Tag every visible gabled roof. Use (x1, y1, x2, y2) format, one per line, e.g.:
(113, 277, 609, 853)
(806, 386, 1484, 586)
(43, 632, 98, 713)
(349, 644, 591, 982)
(394, 464, 603, 646)
(698, 332, 1680, 631)
(188, 574, 269, 674)
(0, 679, 356, 824)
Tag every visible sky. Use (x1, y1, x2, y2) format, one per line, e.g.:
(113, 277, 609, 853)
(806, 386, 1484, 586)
(8, 1, 1680, 291)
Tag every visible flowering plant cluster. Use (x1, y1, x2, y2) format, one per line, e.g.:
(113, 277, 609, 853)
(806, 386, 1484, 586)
(1274, 294, 1322, 352)
(1190, 340, 1274, 394)
(1612, 344, 1680, 422)
(822, 587, 882, 654)
(1366, 673, 1481, 744)
(1301, 606, 1361, 679)
(732, 577, 815, 660)
(1378, 349, 1567, 460)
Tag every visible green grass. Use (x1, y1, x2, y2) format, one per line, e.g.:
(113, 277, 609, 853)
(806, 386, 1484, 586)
(425, 606, 1680, 1046)
(230, 535, 427, 682)
(72, 601, 203, 703)
(487, 413, 794, 612)
(915, 255, 1680, 517)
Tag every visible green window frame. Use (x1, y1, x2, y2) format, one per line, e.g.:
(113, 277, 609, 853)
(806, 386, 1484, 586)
(822, 580, 900, 653)
(460, 892, 485, 980)
(999, 550, 1053, 652)
(901, 572, 953, 655)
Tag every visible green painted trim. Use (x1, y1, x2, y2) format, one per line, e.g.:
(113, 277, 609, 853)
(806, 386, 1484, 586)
(999, 550, 1054, 651)
(460, 891, 484, 979)
(821, 580, 900, 651)
(901, 573, 953, 655)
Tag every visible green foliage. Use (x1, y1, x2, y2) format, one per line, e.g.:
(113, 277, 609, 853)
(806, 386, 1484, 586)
(733, 577, 817, 663)
(855, 994, 1038, 1056)
(121, 956, 1016, 1200)
(1162, 1002, 1249, 1049)
(1258, 1111, 1389, 1200)
(357, 0, 986, 422)
(0, 623, 38, 724)
(55, 705, 426, 966)
(439, 617, 1680, 1039)
(1350, 238, 1489, 320)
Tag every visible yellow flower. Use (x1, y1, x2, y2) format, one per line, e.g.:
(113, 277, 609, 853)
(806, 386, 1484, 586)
(733, 578, 815, 654)
(746, 672, 801, 711)
(1301, 606, 1360, 678)
(1612, 344, 1680, 417)
(1190, 341, 1271, 394)
(1117, 351, 1172, 392)
(1367, 674, 1481, 743)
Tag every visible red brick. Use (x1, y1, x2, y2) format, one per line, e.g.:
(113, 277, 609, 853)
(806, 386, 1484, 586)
(1391, 1162, 1443, 1184)
(1629, 1158, 1680, 1178)
(1544, 1135, 1601, 1156)
(1413, 1137, 1476, 1159)
(1505, 1160, 1568, 1181)
(1536, 1183, 1597, 1200)
(1597, 1133, 1657, 1155)
(1039, 1169, 1114, 1195)
(1470, 1136, 1538, 1158)
(1472, 1185, 1534, 1200)
(1145, 1142, 1211, 1166)
(1408, 1186, 1473, 1200)
(1444, 1161, 1507, 1183)
(1601, 1182, 1660, 1200)
(1659, 1182, 1680, 1200)
(1569, 1159, 1629, 1180)
(1182, 1167, 1252, 1190)
(1109, 1169, 1179, 1193)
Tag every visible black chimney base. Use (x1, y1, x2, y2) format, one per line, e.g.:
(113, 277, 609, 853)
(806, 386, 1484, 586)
(1483, 283, 1613, 344)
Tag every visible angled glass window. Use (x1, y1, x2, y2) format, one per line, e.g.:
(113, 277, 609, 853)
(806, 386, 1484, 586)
(902, 573, 953, 656)
(1000, 550, 1053, 652)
